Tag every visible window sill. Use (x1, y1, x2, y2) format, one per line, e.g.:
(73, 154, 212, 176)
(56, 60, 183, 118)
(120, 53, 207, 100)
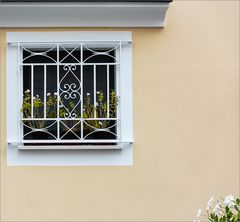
(18, 144, 124, 150)
(7, 142, 133, 166)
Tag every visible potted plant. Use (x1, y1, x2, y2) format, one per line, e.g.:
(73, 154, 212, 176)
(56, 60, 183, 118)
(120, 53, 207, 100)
(82, 90, 119, 140)
(21, 89, 119, 140)
(21, 90, 58, 139)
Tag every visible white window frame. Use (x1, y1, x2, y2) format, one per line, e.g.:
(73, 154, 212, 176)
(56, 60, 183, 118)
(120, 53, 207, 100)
(6, 31, 133, 166)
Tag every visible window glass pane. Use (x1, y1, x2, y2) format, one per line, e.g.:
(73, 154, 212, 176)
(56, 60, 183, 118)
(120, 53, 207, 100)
(83, 65, 94, 106)
(23, 120, 57, 141)
(59, 44, 81, 63)
(22, 46, 57, 64)
(46, 65, 57, 118)
(83, 45, 116, 63)
(23, 66, 31, 93)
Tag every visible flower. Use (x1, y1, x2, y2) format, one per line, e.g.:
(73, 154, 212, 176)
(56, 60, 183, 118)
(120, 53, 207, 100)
(36, 95, 39, 97)
(54, 92, 58, 96)
(99, 121, 102, 126)
(194, 196, 239, 222)
(96, 91, 100, 94)
(196, 209, 201, 217)
(224, 194, 235, 208)
(193, 209, 201, 222)
(25, 89, 30, 93)
(206, 196, 214, 210)
(47, 93, 51, 96)
(213, 201, 221, 214)
(86, 93, 90, 96)
(96, 102, 99, 107)
(33, 96, 36, 100)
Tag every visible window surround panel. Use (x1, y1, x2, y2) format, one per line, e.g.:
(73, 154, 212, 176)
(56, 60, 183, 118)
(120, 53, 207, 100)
(6, 31, 133, 166)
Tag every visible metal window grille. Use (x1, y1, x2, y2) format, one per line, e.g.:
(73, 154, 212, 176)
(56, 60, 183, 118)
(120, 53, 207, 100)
(18, 42, 122, 144)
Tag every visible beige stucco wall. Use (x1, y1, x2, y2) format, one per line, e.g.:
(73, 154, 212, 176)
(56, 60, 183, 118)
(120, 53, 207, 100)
(0, 1, 239, 221)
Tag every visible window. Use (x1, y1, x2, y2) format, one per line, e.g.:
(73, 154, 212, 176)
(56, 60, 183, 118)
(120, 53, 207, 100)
(21, 43, 119, 145)
(7, 32, 133, 155)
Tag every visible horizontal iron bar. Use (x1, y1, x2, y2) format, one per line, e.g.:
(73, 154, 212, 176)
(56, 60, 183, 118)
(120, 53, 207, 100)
(8, 41, 131, 45)
(8, 140, 133, 144)
(21, 118, 118, 120)
(20, 63, 120, 65)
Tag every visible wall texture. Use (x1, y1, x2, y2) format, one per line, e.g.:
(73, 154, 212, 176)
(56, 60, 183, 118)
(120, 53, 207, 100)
(0, 1, 239, 221)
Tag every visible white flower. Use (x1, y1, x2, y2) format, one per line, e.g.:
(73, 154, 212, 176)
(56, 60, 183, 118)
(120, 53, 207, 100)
(33, 96, 36, 100)
(193, 209, 201, 222)
(47, 93, 51, 96)
(206, 196, 214, 210)
(36, 95, 39, 97)
(96, 102, 99, 107)
(25, 89, 30, 93)
(224, 195, 235, 208)
(99, 121, 102, 126)
(213, 202, 221, 214)
(196, 209, 202, 218)
(54, 92, 58, 96)
(96, 91, 100, 94)
(86, 93, 90, 96)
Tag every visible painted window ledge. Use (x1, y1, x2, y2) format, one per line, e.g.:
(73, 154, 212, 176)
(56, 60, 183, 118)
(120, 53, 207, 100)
(0, 1, 172, 27)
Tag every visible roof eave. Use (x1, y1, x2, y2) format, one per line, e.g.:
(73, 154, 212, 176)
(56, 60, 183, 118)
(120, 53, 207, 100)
(0, 2, 172, 28)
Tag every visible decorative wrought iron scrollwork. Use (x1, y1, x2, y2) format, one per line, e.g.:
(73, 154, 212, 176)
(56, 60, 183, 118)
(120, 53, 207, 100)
(59, 65, 81, 119)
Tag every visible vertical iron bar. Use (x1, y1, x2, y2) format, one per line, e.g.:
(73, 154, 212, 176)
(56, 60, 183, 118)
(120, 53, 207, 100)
(44, 65, 47, 119)
(31, 64, 34, 118)
(94, 64, 96, 119)
(107, 64, 110, 118)
(57, 44, 60, 140)
(80, 43, 83, 140)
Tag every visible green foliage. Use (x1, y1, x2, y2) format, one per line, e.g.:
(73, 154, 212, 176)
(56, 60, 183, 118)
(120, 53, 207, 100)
(83, 90, 119, 130)
(21, 89, 119, 131)
(46, 93, 58, 118)
(21, 91, 58, 128)
(194, 196, 240, 222)
(21, 90, 31, 118)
